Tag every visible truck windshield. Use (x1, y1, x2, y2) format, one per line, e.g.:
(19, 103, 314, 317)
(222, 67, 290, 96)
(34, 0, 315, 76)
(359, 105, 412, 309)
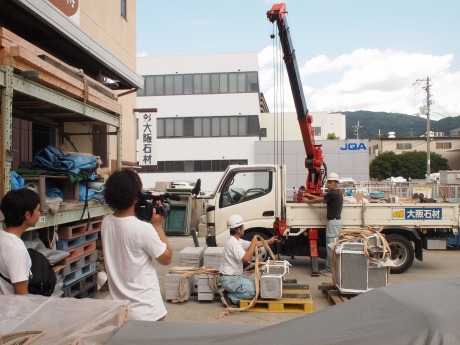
(219, 170, 271, 208)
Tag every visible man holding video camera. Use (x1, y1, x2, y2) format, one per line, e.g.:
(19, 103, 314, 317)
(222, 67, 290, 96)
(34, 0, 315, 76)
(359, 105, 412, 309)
(101, 169, 172, 321)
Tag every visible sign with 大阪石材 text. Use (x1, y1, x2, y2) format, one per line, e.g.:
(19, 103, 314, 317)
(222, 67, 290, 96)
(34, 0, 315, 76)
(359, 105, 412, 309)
(392, 208, 442, 220)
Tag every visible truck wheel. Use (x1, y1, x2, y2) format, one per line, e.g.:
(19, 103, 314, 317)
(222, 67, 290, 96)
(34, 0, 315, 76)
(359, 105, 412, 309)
(385, 234, 414, 274)
(242, 232, 273, 262)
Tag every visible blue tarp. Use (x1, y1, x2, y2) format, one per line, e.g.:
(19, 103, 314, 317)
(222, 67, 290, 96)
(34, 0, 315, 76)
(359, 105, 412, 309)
(33, 145, 97, 175)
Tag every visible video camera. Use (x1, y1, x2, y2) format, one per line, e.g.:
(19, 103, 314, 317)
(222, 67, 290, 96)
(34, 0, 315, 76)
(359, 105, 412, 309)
(135, 192, 181, 220)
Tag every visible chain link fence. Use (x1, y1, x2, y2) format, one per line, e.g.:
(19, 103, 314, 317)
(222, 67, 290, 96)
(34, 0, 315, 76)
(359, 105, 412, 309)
(356, 182, 460, 201)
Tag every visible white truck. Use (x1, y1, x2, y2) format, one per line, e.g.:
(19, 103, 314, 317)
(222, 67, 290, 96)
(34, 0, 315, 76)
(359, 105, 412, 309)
(204, 164, 459, 274)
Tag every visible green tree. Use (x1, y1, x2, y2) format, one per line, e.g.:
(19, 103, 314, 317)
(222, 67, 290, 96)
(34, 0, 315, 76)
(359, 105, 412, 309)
(398, 151, 427, 179)
(327, 133, 340, 139)
(370, 152, 400, 180)
(430, 151, 450, 172)
(370, 151, 450, 180)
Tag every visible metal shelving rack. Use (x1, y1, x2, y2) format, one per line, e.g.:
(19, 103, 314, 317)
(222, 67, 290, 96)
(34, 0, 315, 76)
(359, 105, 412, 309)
(0, 65, 121, 229)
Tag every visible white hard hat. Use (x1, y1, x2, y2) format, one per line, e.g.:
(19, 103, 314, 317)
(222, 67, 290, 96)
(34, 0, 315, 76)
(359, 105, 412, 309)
(327, 172, 340, 181)
(227, 214, 244, 229)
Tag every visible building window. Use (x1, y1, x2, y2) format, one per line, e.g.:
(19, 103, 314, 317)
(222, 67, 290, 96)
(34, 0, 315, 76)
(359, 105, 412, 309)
(220, 73, 228, 93)
(203, 160, 212, 171)
(139, 72, 259, 96)
(221, 117, 229, 136)
(174, 118, 183, 137)
(149, 159, 248, 172)
(238, 117, 247, 135)
(165, 161, 174, 172)
(183, 118, 193, 137)
(157, 115, 259, 138)
(164, 75, 174, 95)
(194, 118, 203, 137)
(436, 142, 452, 149)
(203, 118, 211, 136)
(184, 75, 193, 94)
(372, 144, 379, 155)
(229, 116, 238, 136)
(154, 76, 164, 96)
(121, 0, 127, 19)
(201, 74, 211, 94)
(211, 117, 221, 137)
(145, 76, 154, 96)
(211, 74, 220, 94)
(228, 73, 238, 93)
(237, 73, 246, 92)
(165, 118, 174, 137)
(184, 161, 194, 172)
(313, 126, 322, 137)
(173, 75, 183, 95)
(247, 72, 259, 92)
(157, 119, 164, 137)
(193, 74, 202, 94)
(194, 161, 203, 172)
(174, 161, 185, 172)
(396, 143, 412, 150)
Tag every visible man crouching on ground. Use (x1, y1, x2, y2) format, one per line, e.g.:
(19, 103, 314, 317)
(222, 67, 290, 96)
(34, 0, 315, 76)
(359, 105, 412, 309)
(219, 214, 277, 307)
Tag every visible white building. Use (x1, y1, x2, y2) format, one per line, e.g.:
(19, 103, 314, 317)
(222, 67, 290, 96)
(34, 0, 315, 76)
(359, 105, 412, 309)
(136, 53, 262, 192)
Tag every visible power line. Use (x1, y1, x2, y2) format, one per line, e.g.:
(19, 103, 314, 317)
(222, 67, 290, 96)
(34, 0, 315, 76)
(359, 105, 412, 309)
(430, 63, 460, 79)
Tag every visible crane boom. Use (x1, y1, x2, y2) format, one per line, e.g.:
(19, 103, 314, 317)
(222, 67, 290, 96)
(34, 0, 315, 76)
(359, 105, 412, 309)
(267, 3, 325, 194)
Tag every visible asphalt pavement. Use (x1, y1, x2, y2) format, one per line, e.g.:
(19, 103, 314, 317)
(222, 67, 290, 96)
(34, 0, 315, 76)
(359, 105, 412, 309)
(97, 235, 460, 325)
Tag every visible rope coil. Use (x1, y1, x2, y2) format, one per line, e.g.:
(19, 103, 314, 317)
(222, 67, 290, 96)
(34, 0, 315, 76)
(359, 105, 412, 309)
(218, 235, 276, 318)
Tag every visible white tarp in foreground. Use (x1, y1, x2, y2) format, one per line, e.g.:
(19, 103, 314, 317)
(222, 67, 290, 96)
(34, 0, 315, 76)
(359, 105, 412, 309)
(107, 277, 460, 345)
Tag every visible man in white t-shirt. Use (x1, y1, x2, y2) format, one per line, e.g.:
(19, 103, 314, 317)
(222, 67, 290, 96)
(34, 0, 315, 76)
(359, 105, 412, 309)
(219, 214, 277, 307)
(101, 169, 172, 321)
(0, 188, 41, 295)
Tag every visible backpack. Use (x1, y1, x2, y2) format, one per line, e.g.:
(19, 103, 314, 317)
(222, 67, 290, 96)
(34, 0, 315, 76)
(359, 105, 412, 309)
(27, 248, 57, 296)
(0, 248, 57, 296)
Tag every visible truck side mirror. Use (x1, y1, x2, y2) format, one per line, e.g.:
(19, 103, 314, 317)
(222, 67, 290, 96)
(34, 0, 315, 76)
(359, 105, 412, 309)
(191, 178, 201, 196)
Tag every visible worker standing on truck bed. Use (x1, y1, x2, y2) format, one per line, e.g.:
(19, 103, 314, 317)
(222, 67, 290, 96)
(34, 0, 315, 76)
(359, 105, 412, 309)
(219, 214, 277, 307)
(303, 172, 343, 277)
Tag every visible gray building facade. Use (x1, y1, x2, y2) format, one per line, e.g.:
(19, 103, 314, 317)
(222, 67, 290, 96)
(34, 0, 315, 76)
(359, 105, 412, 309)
(255, 139, 370, 190)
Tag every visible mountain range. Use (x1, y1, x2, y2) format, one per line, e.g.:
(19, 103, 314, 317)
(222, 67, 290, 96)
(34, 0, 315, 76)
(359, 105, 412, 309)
(341, 111, 460, 139)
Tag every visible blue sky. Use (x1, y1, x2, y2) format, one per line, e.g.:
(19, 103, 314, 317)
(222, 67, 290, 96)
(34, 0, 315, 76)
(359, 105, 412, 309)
(137, 0, 460, 119)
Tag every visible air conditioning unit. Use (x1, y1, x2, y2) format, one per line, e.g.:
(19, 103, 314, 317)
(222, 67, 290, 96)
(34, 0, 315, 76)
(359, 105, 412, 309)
(260, 260, 291, 299)
(334, 242, 388, 294)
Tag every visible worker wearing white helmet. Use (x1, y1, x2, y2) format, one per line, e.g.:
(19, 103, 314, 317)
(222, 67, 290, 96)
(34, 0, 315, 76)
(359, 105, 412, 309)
(303, 172, 343, 277)
(219, 214, 277, 308)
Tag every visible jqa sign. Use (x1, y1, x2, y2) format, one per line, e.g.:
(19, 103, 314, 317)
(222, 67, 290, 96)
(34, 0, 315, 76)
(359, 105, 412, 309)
(340, 142, 367, 151)
(137, 113, 157, 166)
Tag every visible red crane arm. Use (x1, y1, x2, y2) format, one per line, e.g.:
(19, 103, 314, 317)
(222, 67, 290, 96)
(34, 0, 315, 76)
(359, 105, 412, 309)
(267, 3, 325, 194)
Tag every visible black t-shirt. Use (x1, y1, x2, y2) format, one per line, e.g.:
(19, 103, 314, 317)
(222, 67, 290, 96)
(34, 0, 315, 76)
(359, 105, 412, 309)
(324, 189, 343, 220)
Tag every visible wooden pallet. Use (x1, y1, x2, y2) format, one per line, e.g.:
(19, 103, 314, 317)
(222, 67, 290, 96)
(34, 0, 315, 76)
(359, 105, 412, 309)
(319, 283, 357, 305)
(239, 286, 313, 313)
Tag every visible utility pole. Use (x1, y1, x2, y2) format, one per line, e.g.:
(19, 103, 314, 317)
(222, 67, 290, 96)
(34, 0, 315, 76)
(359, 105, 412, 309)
(353, 121, 363, 139)
(414, 77, 433, 182)
(424, 77, 432, 182)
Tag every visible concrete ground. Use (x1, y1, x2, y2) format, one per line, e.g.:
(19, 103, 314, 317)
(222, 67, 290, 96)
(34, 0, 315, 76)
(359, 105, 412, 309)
(97, 235, 460, 325)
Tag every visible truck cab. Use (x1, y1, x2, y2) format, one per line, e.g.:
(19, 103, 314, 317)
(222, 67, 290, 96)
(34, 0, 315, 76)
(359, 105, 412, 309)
(205, 165, 281, 247)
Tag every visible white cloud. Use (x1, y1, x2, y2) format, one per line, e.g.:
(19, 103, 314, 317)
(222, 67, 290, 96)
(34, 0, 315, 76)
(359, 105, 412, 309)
(258, 47, 460, 118)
